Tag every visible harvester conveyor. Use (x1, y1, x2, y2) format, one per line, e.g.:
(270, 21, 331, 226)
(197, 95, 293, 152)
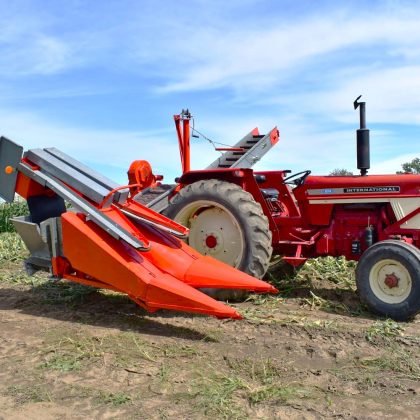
(0, 136, 277, 319)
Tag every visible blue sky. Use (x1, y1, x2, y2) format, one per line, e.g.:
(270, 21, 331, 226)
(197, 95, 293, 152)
(1, 0, 419, 184)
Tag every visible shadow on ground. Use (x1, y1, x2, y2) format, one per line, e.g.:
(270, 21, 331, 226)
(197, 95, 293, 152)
(0, 282, 214, 341)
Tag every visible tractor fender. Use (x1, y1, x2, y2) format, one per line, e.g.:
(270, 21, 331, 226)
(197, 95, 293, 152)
(177, 168, 254, 186)
(175, 169, 279, 236)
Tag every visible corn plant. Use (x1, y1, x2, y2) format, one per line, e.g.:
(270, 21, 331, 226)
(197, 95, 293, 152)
(0, 200, 29, 233)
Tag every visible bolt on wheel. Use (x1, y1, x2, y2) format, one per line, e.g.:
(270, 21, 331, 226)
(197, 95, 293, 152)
(369, 258, 412, 304)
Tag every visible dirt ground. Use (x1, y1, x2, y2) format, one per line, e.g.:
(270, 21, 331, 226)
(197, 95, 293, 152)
(0, 254, 419, 419)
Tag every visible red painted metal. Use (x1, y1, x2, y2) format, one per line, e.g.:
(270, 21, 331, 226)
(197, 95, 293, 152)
(205, 235, 218, 248)
(119, 197, 189, 237)
(127, 160, 160, 196)
(384, 274, 399, 289)
(170, 112, 420, 269)
(269, 127, 280, 145)
(174, 113, 191, 174)
(206, 235, 217, 248)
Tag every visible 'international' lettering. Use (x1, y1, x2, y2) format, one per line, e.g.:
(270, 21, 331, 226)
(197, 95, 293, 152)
(343, 186, 400, 193)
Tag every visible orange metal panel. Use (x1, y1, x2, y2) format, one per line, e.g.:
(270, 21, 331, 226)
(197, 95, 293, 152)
(129, 220, 278, 293)
(60, 212, 244, 318)
(15, 172, 50, 199)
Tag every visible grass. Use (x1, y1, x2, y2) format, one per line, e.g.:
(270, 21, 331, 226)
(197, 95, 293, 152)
(287, 316, 340, 330)
(5, 382, 131, 408)
(0, 267, 98, 305)
(302, 290, 350, 314)
(0, 200, 28, 233)
(248, 384, 311, 404)
(162, 344, 199, 358)
(40, 335, 104, 372)
(40, 353, 84, 372)
(0, 232, 27, 262)
(0, 251, 98, 304)
(6, 384, 52, 404)
(258, 256, 365, 319)
(365, 319, 404, 343)
(98, 391, 132, 406)
(331, 332, 420, 389)
(0, 269, 43, 285)
(37, 281, 97, 305)
(40, 330, 201, 376)
(296, 256, 357, 290)
(358, 346, 420, 380)
(267, 256, 357, 294)
(184, 357, 317, 418)
(159, 364, 171, 383)
(187, 371, 247, 418)
(246, 257, 357, 321)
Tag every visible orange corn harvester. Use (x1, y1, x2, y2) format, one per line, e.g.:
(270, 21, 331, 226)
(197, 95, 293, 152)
(0, 136, 277, 319)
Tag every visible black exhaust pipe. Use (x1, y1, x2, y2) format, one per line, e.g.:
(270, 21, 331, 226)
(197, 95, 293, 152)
(354, 95, 370, 176)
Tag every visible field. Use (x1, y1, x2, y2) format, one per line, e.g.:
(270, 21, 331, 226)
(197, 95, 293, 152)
(0, 226, 419, 419)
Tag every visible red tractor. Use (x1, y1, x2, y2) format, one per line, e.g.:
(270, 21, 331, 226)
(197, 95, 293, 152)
(133, 97, 420, 321)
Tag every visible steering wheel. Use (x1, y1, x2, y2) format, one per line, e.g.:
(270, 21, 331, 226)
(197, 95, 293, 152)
(283, 170, 311, 186)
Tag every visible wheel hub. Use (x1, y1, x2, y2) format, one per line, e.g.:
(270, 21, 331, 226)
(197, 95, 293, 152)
(384, 273, 399, 289)
(205, 234, 218, 249)
(369, 258, 412, 304)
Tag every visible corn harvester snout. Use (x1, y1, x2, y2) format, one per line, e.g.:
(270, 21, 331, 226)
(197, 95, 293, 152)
(0, 137, 277, 319)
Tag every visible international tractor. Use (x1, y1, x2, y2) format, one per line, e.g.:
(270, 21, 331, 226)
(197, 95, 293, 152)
(131, 97, 420, 321)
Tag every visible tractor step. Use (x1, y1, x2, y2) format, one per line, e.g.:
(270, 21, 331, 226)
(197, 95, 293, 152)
(135, 184, 175, 206)
(282, 256, 307, 267)
(135, 183, 176, 213)
(207, 127, 279, 169)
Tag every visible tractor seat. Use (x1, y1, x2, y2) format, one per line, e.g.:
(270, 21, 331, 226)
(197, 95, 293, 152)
(260, 188, 279, 201)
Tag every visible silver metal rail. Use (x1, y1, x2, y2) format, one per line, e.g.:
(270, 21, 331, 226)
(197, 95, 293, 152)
(18, 162, 147, 250)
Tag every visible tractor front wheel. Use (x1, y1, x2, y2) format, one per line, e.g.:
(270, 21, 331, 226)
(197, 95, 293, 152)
(356, 240, 420, 321)
(164, 179, 273, 301)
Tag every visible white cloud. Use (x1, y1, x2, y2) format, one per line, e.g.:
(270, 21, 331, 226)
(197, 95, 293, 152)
(0, 1, 418, 181)
(0, 108, 183, 183)
(179, 107, 418, 176)
(0, 8, 73, 76)
(315, 66, 420, 124)
(158, 12, 420, 94)
(0, 35, 72, 76)
(370, 153, 418, 174)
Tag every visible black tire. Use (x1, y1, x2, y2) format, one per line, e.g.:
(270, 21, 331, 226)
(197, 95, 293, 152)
(356, 240, 420, 321)
(164, 179, 273, 301)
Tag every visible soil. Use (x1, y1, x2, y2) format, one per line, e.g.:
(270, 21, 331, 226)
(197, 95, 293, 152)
(0, 260, 419, 419)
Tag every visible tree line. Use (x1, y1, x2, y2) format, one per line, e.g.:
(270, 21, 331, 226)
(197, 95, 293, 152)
(329, 157, 419, 176)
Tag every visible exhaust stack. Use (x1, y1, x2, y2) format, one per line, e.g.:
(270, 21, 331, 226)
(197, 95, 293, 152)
(354, 95, 370, 176)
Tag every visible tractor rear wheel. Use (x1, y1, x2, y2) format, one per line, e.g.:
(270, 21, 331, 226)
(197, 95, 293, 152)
(356, 240, 420, 321)
(164, 179, 272, 301)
